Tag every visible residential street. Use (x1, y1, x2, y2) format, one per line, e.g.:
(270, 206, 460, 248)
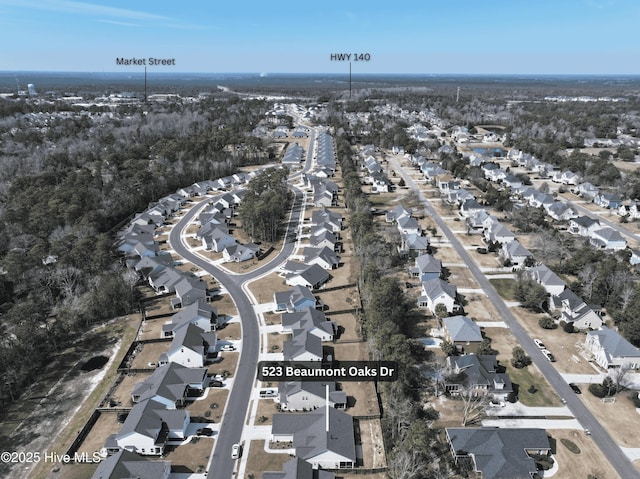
(389, 155, 639, 479)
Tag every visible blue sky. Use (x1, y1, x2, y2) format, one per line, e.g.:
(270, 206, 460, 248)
(0, 0, 638, 74)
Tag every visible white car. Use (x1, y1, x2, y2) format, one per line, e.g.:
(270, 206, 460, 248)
(231, 443, 241, 459)
(221, 344, 236, 352)
(533, 339, 545, 349)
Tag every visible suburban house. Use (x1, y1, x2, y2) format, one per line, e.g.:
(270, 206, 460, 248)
(418, 278, 458, 313)
(222, 243, 260, 262)
(199, 226, 236, 252)
(585, 327, 640, 369)
(443, 355, 512, 401)
(594, 193, 622, 209)
(91, 449, 170, 479)
(158, 323, 217, 368)
(500, 240, 533, 269)
(273, 285, 320, 313)
(104, 399, 190, 456)
(572, 182, 599, 200)
(162, 300, 219, 338)
(281, 308, 336, 341)
(131, 363, 208, 408)
(134, 254, 175, 280)
(484, 222, 516, 245)
(459, 198, 486, 218)
(446, 427, 551, 479)
(148, 267, 186, 295)
(171, 276, 208, 309)
(303, 246, 340, 270)
(409, 254, 442, 282)
(283, 329, 323, 362)
(568, 216, 601, 237)
(396, 215, 422, 236)
(310, 230, 340, 252)
(276, 381, 347, 411)
(285, 264, 331, 290)
(271, 408, 356, 469)
(385, 205, 411, 223)
(399, 232, 430, 257)
(589, 227, 627, 250)
(442, 315, 483, 354)
(526, 264, 566, 296)
(311, 208, 343, 232)
(438, 180, 461, 195)
(549, 289, 603, 330)
(547, 201, 578, 221)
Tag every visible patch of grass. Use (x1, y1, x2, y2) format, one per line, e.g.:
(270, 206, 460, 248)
(489, 278, 516, 301)
(508, 365, 560, 407)
(560, 438, 581, 454)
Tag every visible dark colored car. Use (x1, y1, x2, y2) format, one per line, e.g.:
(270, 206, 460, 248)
(196, 428, 213, 436)
(209, 379, 223, 387)
(476, 247, 488, 254)
(569, 383, 582, 394)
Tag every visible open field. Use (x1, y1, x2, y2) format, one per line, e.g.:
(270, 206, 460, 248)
(129, 341, 170, 369)
(207, 353, 238, 378)
(463, 293, 501, 322)
(489, 278, 516, 301)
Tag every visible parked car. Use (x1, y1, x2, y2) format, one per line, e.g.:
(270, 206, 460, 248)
(533, 339, 545, 349)
(476, 247, 488, 254)
(196, 428, 213, 436)
(259, 389, 278, 398)
(231, 443, 241, 459)
(569, 383, 582, 394)
(221, 344, 236, 352)
(209, 379, 224, 387)
(541, 349, 556, 362)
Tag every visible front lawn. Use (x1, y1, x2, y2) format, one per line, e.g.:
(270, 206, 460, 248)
(489, 278, 516, 301)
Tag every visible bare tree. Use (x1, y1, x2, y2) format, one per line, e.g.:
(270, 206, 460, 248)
(388, 449, 426, 479)
(459, 386, 489, 426)
(578, 264, 598, 301)
(609, 364, 632, 393)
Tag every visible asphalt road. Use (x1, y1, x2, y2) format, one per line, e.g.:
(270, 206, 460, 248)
(390, 156, 639, 479)
(168, 130, 315, 478)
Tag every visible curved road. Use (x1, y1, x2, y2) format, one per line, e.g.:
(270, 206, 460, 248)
(168, 129, 316, 479)
(390, 155, 639, 479)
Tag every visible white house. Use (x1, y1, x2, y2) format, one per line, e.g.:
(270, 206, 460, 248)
(585, 327, 640, 369)
(589, 228, 627, 250)
(418, 278, 458, 313)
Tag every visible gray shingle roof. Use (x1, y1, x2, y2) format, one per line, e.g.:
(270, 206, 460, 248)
(92, 449, 170, 479)
(443, 315, 483, 342)
(446, 427, 550, 479)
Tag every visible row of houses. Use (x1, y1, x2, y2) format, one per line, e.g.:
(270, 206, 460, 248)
(361, 146, 392, 194)
(99, 173, 261, 476)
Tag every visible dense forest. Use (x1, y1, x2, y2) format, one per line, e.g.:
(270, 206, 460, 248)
(0, 94, 274, 406)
